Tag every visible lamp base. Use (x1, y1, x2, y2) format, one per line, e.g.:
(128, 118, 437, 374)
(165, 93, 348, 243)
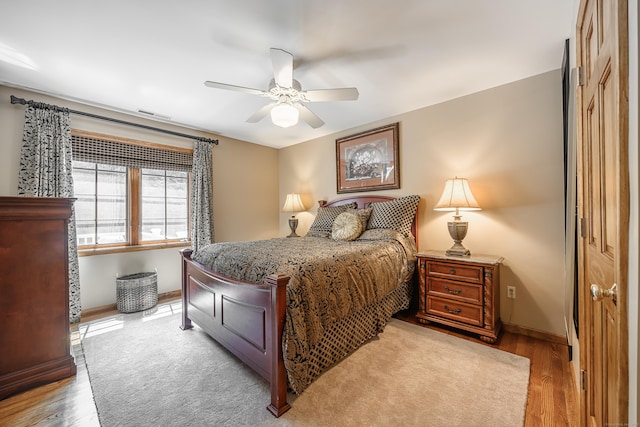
(445, 220, 470, 256)
(445, 242, 471, 257)
(287, 217, 300, 238)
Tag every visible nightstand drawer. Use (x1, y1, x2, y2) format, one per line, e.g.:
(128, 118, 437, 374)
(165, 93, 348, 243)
(427, 277, 482, 304)
(427, 261, 483, 284)
(426, 296, 483, 326)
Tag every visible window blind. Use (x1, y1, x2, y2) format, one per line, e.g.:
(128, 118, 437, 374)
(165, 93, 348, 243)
(72, 134, 193, 172)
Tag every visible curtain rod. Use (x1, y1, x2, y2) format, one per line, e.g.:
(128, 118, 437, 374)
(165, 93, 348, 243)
(10, 95, 219, 146)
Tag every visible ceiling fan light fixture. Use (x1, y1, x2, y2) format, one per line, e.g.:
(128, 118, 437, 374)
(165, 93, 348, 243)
(205, 48, 357, 128)
(271, 103, 299, 128)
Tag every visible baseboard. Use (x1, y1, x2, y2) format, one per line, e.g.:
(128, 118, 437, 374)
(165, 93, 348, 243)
(80, 290, 182, 322)
(158, 289, 182, 302)
(503, 323, 567, 345)
(81, 303, 117, 321)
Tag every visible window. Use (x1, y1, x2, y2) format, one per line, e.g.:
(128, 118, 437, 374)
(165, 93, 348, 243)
(73, 162, 127, 246)
(71, 130, 193, 251)
(140, 168, 189, 242)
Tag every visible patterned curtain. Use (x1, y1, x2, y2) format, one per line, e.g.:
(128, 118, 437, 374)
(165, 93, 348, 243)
(190, 140, 214, 253)
(17, 105, 81, 323)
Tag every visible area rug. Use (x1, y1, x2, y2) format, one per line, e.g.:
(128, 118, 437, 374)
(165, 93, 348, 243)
(80, 302, 530, 426)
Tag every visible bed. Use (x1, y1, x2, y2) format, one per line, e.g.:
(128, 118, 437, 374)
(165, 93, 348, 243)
(180, 194, 420, 417)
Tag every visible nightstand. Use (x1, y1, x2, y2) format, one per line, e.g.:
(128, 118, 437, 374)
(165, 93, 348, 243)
(415, 250, 504, 343)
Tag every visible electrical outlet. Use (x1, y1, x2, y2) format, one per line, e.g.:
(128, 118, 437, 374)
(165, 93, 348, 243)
(507, 286, 516, 299)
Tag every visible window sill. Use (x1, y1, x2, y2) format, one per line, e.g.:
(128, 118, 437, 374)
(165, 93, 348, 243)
(78, 241, 191, 257)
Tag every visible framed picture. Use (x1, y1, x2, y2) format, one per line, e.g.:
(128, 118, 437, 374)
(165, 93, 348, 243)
(336, 122, 400, 193)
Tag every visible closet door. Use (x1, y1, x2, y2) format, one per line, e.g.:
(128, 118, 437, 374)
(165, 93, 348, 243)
(576, 0, 629, 425)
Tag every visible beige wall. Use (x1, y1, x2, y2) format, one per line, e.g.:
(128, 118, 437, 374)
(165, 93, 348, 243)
(0, 85, 279, 310)
(0, 71, 568, 334)
(280, 70, 567, 335)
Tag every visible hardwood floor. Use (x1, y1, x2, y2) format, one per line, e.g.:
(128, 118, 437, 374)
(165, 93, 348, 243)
(0, 332, 99, 427)
(0, 301, 578, 426)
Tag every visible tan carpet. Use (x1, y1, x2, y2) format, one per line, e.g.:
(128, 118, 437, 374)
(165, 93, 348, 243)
(272, 319, 530, 426)
(81, 302, 529, 427)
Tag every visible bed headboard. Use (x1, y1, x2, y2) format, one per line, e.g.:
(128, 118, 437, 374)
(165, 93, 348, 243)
(319, 195, 419, 249)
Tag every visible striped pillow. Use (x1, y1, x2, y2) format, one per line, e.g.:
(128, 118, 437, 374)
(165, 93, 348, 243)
(347, 207, 372, 231)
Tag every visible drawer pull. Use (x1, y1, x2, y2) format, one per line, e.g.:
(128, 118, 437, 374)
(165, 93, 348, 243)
(444, 305, 462, 315)
(449, 268, 456, 274)
(444, 285, 462, 295)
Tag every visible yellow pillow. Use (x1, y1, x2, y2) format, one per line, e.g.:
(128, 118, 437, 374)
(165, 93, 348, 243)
(331, 211, 363, 241)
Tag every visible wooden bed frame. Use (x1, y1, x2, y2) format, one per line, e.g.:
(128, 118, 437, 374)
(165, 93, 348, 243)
(180, 195, 418, 417)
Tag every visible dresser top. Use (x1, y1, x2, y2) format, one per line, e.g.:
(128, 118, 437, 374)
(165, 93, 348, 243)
(415, 249, 504, 265)
(0, 196, 75, 220)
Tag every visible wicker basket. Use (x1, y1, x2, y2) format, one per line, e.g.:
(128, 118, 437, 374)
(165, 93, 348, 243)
(116, 272, 158, 313)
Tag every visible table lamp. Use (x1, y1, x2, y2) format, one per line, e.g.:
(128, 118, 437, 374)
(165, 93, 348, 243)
(282, 193, 305, 237)
(433, 177, 481, 256)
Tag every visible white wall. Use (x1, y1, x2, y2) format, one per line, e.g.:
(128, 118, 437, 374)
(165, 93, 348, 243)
(0, 85, 280, 310)
(79, 249, 181, 309)
(280, 71, 567, 336)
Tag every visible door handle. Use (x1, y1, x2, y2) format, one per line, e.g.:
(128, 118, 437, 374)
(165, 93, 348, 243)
(590, 283, 617, 301)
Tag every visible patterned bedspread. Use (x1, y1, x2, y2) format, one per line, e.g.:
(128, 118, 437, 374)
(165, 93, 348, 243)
(191, 229, 416, 393)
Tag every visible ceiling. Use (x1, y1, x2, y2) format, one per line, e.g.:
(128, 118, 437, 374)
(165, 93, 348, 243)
(1, 1, 575, 149)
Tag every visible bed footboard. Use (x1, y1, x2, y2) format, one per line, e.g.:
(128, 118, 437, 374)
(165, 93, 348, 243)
(180, 248, 291, 417)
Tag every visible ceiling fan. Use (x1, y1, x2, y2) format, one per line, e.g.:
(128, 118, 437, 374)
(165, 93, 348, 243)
(204, 48, 359, 129)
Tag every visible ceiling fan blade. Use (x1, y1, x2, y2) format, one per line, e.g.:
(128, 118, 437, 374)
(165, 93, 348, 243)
(270, 48, 293, 88)
(302, 87, 359, 102)
(295, 104, 325, 128)
(246, 102, 276, 123)
(204, 81, 266, 97)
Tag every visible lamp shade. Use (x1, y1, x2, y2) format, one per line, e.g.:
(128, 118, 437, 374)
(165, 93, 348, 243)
(434, 177, 481, 211)
(271, 103, 299, 128)
(282, 193, 305, 213)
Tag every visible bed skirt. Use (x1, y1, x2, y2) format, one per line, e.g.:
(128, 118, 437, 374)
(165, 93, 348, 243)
(286, 279, 413, 393)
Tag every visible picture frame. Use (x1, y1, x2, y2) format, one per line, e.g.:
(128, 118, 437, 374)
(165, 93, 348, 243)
(336, 122, 400, 193)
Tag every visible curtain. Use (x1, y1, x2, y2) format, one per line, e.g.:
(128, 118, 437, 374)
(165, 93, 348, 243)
(190, 140, 214, 253)
(17, 105, 81, 323)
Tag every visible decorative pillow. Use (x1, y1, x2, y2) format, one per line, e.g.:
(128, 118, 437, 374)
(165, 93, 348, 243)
(306, 229, 331, 238)
(358, 228, 403, 241)
(331, 211, 363, 241)
(308, 203, 358, 234)
(366, 195, 420, 237)
(347, 207, 372, 231)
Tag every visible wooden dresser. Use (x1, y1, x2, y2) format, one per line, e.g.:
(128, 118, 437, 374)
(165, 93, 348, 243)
(415, 250, 503, 343)
(0, 197, 77, 399)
